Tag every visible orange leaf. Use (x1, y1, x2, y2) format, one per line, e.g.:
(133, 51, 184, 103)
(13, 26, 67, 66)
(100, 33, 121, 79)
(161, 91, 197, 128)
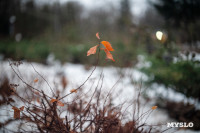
(70, 89, 77, 93)
(101, 41, 114, 51)
(57, 100, 64, 107)
(34, 78, 38, 83)
(96, 32, 100, 39)
(104, 49, 115, 61)
(87, 45, 98, 56)
(50, 99, 64, 107)
(151, 106, 157, 110)
(19, 106, 24, 111)
(50, 99, 57, 103)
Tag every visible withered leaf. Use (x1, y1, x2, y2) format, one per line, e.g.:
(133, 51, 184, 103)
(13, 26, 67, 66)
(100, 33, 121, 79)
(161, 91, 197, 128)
(70, 89, 77, 93)
(87, 45, 99, 56)
(50, 99, 64, 107)
(12, 106, 24, 119)
(19, 106, 24, 111)
(37, 98, 40, 104)
(34, 78, 38, 83)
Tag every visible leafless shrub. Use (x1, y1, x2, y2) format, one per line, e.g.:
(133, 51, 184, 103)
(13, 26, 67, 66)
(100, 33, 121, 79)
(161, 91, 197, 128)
(0, 60, 171, 133)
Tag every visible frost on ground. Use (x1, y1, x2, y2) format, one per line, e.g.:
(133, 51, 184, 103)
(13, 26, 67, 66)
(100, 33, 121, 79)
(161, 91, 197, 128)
(0, 59, 198, 132)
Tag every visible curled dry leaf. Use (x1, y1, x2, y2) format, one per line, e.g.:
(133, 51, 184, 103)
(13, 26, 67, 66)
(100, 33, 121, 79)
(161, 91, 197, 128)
(10, 87, 16, 95)
(57, 100, 64, 107)
(96, 32, 100, 39)
(104, 49, 115, 61)
(19, 106, 24, 111)
(70, 89, 77, 93)
(151, 106, 157, 110)
(13, 109, 20, 119)
(8, 98, 15, 103)
(34, 78, 38, 83)
(12, 106, 18, 110)
(87, 45, 98, 56)
(61, 76, 68, 89)
(50, 99, 57, 103)
(50, 99, 64, 107)
(101, 41, 114, 51)
(12, 106, 24, 119)
(37, 98, 40, 104)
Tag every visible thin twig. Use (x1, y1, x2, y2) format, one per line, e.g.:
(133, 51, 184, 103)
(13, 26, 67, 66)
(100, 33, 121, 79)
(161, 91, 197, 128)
(30, 63, 56, 97)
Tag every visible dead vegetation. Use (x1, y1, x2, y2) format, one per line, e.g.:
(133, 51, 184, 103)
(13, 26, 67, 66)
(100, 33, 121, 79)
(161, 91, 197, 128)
(0, 35, 167, 132)
(0, 60, 166, 133)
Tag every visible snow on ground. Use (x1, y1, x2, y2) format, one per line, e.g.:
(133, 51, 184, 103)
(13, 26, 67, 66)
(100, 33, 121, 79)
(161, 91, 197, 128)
(0, 59, 199, 132)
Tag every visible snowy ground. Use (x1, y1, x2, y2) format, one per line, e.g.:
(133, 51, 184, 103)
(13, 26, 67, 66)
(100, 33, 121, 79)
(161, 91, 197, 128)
(0, 58, 199, 133)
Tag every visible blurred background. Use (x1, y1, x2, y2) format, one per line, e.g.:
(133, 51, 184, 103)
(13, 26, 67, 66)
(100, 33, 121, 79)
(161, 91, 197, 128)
(0, 0, 200, 132)
(0, 0, 200, 64)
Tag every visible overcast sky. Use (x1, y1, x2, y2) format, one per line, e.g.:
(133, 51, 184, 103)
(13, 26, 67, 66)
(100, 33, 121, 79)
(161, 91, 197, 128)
(36, 0, 150, 17)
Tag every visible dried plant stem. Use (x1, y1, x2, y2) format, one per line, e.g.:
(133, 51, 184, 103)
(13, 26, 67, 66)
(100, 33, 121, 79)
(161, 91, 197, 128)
(30, 63, 56, 97)
(8, 60, 52, 100)
(59, 43, 101, 101)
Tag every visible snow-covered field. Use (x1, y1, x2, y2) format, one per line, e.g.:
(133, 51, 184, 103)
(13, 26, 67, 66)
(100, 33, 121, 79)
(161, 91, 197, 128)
(0, 58, 199, 133)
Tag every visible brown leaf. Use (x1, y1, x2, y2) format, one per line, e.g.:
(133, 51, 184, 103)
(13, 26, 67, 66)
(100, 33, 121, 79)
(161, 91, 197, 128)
(19, 106, 24, 111)
(87, 45, 98, 56)
(101, 41, 114, 51)
(57, 100, 64, 107)
(70, 89, 77, 93)
(8, 98, 15, 103)
(12, 106, 18, 110)
(61, 76, 68, 89)
(96, 32, 100, 39)
(37, 98, 40, 104)
(50, 99, 64, 107)
(50, 99, 57, 103)
(10, 88, 16, 95)
(13, 109, 20, 119)
(12, 106, 20, 119)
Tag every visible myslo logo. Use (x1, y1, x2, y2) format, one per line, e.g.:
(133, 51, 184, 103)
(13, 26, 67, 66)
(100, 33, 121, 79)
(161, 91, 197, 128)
(167, 122, 193, 128)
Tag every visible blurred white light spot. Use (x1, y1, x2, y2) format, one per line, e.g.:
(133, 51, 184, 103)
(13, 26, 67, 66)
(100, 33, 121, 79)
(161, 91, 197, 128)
(9, 16, 16, 24)
(15, 33, 22, 42)
(156, 31, 163, 41)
